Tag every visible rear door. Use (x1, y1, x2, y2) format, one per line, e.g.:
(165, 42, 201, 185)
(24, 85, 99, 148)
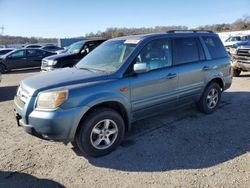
(26, 49, 46, 67)
(172, 37, 207, 104)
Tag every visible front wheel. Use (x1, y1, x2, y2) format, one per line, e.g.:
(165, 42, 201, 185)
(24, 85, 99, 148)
(198, 82, 222, 114)
(76, 108, 125, 157)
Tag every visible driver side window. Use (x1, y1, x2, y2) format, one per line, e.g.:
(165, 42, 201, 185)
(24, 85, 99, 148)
(136, 39, 171, 71)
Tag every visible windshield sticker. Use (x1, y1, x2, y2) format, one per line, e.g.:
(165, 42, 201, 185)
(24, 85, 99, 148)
(124, 39, 140, 44)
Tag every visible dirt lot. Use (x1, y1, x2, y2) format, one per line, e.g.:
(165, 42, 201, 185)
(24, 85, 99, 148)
(0, 68, 249, 188)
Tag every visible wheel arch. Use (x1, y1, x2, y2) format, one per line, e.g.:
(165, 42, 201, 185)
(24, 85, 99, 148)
(72, 100, 131, 142)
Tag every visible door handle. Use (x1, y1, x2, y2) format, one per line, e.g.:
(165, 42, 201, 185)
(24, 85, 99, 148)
(203, 66, 211, 71)
(166, 73, 177, 79)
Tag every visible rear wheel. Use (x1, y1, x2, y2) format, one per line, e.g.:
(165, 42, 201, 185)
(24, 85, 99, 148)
(198, 82, 222, 114)
(76, 108, 125, 157)
(232, 68, 241, 77)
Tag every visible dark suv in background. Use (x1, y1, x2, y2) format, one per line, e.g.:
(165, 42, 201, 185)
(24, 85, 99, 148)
(41, 39, 105, 72)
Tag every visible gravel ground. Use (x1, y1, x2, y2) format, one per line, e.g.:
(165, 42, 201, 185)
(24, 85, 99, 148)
(0, 68, 249, 188)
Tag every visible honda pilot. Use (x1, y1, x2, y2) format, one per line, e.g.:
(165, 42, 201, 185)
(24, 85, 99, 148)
(14, 31, 232, 157)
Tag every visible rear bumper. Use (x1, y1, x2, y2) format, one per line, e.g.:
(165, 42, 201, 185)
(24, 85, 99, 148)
(223, 75, 232, 91)
(14, 97, 89, 143)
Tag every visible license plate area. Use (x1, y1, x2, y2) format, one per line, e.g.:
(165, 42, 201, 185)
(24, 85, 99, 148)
(15, 113, 22, 127)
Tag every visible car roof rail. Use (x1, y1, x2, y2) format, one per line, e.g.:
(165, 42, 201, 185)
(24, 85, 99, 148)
(166, 30, 214, 34)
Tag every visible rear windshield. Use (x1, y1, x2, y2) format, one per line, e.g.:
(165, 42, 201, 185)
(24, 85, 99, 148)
(203, 36, 227, 59)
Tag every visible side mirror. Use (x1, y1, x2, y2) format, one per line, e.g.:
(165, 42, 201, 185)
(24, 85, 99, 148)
(81, 48, 89, 54)
(133, 63, 148, 74)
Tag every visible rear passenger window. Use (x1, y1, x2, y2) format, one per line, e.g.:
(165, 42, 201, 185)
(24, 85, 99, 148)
(203, 36, 227, 59)
(173, 37, 199, 65)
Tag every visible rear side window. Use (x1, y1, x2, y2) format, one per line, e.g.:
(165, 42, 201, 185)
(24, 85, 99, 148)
(203, 36, 227, 59)
(173, 37, 200, 65)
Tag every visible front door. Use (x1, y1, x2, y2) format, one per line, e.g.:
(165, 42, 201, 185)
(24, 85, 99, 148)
(129, 38, 178, 120)
(5, 50, 27, 69)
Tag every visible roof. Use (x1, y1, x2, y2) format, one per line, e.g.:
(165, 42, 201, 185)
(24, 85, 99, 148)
(110, 31, 217, 41)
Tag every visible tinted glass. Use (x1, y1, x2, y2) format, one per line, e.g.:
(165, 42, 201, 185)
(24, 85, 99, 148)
(26, 45, 41, 48)
(0, 50, 12, 55)
(9, 50, 25, 58)
(203, 36, 227, 59)
(136, 39, 171, 71)
(173, 37, 199, 65)
(43, 46, 60, 50)
(26, 49, 44, 56)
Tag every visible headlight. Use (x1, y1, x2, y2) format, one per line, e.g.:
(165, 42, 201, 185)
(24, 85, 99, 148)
(36, 90, 68, 109)
(229, 48, 237, 55)
(47, 60, 57, 66)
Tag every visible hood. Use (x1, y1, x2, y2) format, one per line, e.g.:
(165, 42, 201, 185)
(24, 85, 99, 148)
(21, 67, 110, 96)
(43, 52, 76, 60)
(233, 41, 250, 49)
(223, 41, 239, 47)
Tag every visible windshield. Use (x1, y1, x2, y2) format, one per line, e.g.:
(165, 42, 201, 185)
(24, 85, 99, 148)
(67, 41, 84, 54)
(75, 40, 137, 73)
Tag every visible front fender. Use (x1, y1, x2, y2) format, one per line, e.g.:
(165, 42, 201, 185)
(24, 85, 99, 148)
(84, 91, 131, 113)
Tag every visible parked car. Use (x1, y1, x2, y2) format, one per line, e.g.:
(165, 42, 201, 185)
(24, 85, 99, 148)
(229, 41, 250, 76)
(0, 48, 56, 73)
(14, 31, 232, 157)
(55, 47, 69, 54)
(24, 44, 43, 48)
(40, 45, 63, 52)
(41, 39, 106, 72)
(0, 48, 15, 57)
(223, 34, 250, 51)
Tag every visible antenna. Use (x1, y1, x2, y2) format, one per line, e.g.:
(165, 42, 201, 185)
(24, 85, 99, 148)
(0, 25, 5, 35)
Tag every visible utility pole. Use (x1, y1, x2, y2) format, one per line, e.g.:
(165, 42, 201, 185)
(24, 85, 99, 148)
(0, 25, 5, 35)
(0, 25, 5, 46)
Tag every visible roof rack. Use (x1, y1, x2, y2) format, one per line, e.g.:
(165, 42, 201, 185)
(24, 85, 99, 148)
(167, 30, 214, 34)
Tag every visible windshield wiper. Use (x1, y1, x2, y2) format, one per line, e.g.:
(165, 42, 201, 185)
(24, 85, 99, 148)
(76, 66, 106, 73)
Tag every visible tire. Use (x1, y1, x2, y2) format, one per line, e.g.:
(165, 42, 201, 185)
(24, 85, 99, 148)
(0, 64, 6, 74)
(198, 82, 222, 114)
(76, 108, 125, 157)
(232, 68, 241, 77)
(70, 140, 78, 148)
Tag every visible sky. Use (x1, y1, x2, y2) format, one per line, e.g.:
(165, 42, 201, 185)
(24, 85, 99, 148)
(0, 0, 249, 38)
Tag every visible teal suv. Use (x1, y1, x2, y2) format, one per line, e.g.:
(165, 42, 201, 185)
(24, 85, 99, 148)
(14, 30, 232, 157)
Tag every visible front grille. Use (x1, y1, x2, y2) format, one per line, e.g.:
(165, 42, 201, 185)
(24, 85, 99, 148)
(15, 96, 25, 108)
(237, 48, 250, 57)
(42, 60, 48, 67)
(16, 86, 29, 106)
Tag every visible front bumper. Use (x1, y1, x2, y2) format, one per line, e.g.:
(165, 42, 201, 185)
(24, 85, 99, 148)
(41, 66, 55, 72)
(14, 96, 89, 143)
(231, 58, 250, 71)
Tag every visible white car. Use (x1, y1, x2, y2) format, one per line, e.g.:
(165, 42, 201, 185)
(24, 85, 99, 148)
(223, 35, 250, 50)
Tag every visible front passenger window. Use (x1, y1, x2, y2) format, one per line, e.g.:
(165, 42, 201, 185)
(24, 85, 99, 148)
(8, 50, 25, 58)
(136, 39, 171, 71)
